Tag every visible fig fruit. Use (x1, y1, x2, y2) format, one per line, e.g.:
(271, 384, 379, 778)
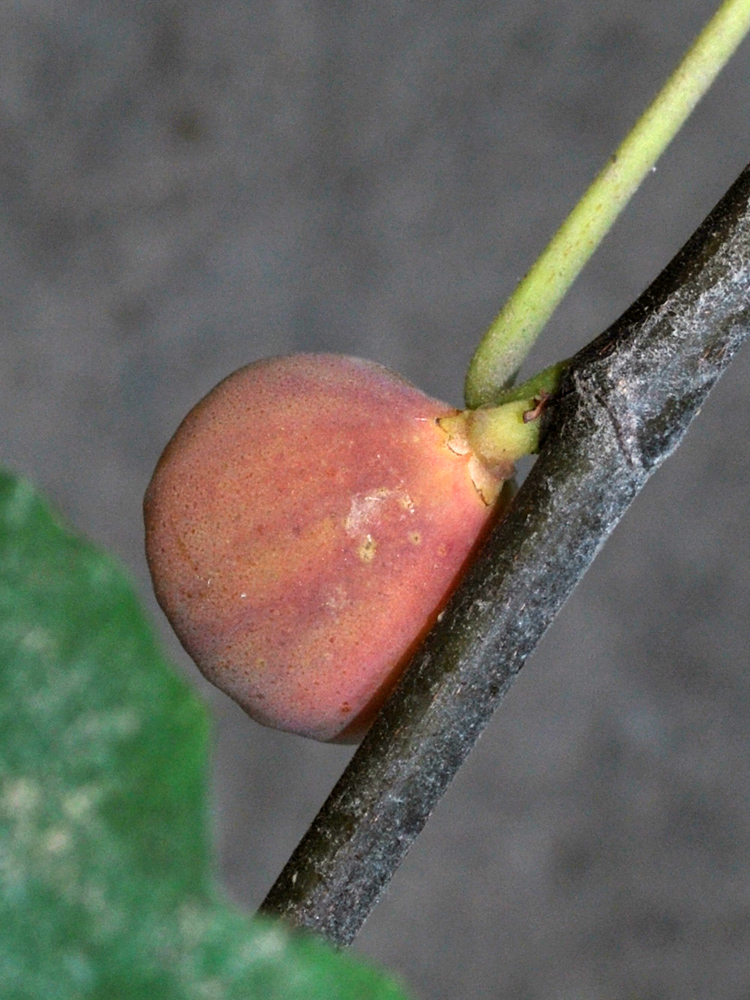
(144, 354, 510, 742)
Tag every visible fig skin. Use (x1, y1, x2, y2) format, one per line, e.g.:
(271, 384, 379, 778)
(144, 354, 505, 742)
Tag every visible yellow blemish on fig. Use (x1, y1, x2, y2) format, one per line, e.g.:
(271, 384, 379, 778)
(408, 531, 421, 545)
(358, 534, 377, 562)
(398, 493, 416, 513)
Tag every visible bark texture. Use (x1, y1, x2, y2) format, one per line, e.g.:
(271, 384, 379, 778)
(260, 163, 750, 946)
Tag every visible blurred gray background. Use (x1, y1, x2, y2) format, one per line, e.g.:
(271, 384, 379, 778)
(2, 1, 749, 997)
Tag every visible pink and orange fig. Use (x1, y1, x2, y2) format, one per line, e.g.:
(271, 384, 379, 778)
(144, 354, 514, 742)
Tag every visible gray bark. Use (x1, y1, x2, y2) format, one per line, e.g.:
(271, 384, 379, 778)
(260, 163, 750, 946)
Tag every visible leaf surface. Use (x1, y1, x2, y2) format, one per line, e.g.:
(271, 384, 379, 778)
(0, 470, 410, 1000)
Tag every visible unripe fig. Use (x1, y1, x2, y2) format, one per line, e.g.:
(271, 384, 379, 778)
(144, 354, 510, 742)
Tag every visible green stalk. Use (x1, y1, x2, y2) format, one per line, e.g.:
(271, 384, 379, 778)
(465, 0, 750, 409)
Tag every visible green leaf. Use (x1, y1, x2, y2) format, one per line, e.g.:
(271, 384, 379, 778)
(0, 470, 411, 1000)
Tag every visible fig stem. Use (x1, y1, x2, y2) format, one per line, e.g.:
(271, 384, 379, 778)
(484, 359, 569, 408)
(464, 0, 750, 409)
(259, 161, 750, 948)
(451, 362, 569, 476)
